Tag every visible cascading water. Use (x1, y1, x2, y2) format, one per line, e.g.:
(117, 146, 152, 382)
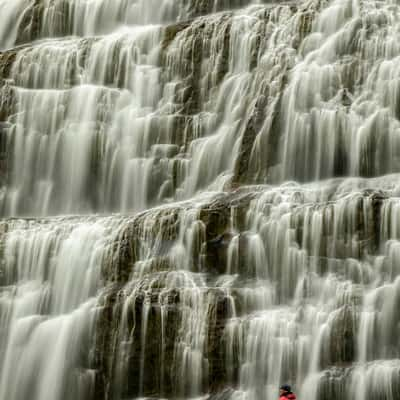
(0, 216, 125, 400)
(0, 1, 400, 400)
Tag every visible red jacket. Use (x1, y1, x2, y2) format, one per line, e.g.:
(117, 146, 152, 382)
(280, 394, 296, 400)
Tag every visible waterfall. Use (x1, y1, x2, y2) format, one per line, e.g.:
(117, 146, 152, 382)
(1, 1, 400, 400)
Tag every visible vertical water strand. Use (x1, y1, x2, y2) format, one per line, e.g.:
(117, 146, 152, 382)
(0, 217, 124, 400)
(353, 194, 400, 400)
(171, 5, 300, 197)
(3, 26, 166, 215)
(218, 182, 396, 400)
(0, 0, 30, 50)
(276, 0, 400, 182)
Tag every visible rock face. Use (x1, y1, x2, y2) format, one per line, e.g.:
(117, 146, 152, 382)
(0, 1, 400, 400)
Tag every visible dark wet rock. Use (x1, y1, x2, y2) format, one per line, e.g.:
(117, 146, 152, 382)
(162, 21, 191, 50)
(92, 284, 125, 400)
(0, 77, 14, 187)
(316, 367, 349, 400)
(16, 0, 44, 45)
(206, 387, 237, 400)
(162, 13, 233, 116)
(0, 50, 17, 79)
(326, 306, 356, 367)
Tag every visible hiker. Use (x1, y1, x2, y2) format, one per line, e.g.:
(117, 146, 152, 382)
(279, 384, 296, 400)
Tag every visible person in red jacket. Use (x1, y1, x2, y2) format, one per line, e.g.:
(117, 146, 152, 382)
(279, 384, 296, 400)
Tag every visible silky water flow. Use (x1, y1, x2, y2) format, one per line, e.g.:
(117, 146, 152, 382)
(0, 1, 399, 400)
